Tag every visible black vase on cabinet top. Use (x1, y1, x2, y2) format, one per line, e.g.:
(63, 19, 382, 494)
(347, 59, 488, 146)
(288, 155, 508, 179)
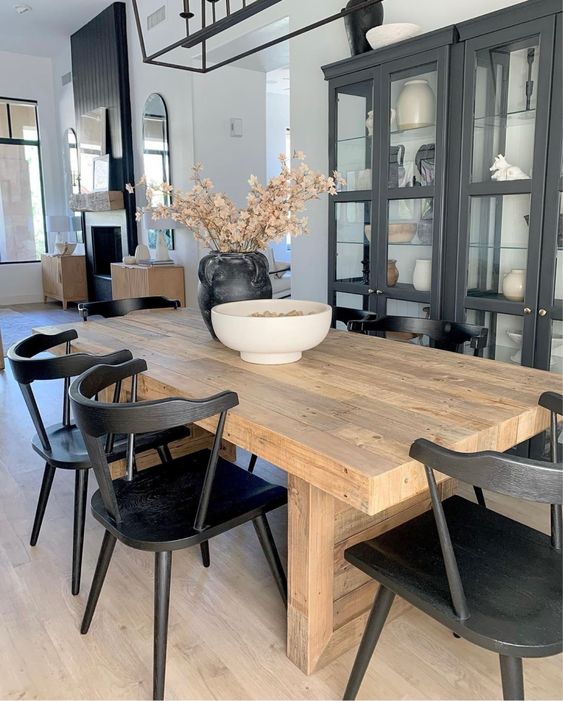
(343, 0, 384, 55)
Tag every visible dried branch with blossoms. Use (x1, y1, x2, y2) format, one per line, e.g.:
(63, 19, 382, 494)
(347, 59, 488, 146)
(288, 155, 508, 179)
(127, 152, 345, 253)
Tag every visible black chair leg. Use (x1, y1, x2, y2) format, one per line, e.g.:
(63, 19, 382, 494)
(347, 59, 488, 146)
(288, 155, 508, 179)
(499, 655, 524, 701)
(30, 463, 56, 546)
(252, 514, 287, 606)
(344, 585, 395, 701)
(157, 444, 173, 464)
(200, 541, 210, 568)
(72, 469, 89, 595)
(154, 551, 172, 701)
(81, 530, 117, 634)
(474, 486, 486, 507)
(248, 454, 258, 473)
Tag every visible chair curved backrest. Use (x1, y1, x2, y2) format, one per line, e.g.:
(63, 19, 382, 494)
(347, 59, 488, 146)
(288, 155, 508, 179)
(347, 316, 488, 355)
(410, 437, 563, 620)
(70, 359, 239, 527)
(332, 306, 377, 333)
(8, 330, 132, 452)
(78, 296, 180, 321)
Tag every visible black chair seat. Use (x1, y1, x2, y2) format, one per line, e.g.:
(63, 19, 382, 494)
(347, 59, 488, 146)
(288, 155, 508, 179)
(91, 450, 288, 551)
(32, 423, 190, 469)
(345, 496, 562, 658)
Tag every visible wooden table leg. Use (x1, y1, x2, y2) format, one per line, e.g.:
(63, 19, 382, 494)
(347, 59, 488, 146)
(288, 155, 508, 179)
(287, 475, 335, 674)
(287, 474, 457, 675)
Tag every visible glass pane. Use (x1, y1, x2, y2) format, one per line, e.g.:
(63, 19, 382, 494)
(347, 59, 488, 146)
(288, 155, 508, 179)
(0, 143, 46, 262)
(0, 103, 9, 138)
(336, 202, 371, 284)
(465, 309, 524, 364)
(467, 195, 530, 300)
(390, 69, 437, 188)
(334, 292, 368, 330)
(472, 37, 540, 183)
(555, 195, 563, 302)
(549, 319, 563, 375)
(10, 103, 38, 140)
(337, 81, 372, 192)
(387, 198, 433, 293)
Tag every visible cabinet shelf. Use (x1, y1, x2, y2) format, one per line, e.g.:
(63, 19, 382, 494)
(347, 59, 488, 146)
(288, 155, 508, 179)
(337, 135, 371, 145)
(389, 241, 433, 247)
(390, 123, 436, 142)
(473, 107, 536, 129)
(468, 243, 528, 250)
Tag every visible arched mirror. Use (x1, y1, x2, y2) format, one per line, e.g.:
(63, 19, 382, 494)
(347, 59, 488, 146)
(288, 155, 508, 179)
(63, 128, 80, 197)
(143, 93, 173, 250)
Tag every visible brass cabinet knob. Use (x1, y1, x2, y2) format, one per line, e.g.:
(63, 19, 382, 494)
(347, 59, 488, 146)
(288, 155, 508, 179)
(376, 289, 384, 295)
(523, 307, 533, 315)
(368, 289, 375, 294)
(538, 308, 548, 317)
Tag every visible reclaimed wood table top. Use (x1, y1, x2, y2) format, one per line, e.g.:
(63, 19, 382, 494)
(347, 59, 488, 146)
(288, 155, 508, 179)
(37, 309, 560, 515)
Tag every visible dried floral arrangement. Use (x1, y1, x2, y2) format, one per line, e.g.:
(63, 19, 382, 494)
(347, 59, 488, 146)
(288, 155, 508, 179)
(127, 152, 344, 253)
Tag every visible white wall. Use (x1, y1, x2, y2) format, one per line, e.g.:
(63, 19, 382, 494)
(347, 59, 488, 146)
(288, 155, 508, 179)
(288, 0, 524, 302)
(267, 90, 291, 264)
(0, 50, 66, 304)
(192, 67, 267, 208)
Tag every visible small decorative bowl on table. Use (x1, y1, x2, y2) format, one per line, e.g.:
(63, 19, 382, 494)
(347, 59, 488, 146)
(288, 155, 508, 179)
(211, 299, 332, 365)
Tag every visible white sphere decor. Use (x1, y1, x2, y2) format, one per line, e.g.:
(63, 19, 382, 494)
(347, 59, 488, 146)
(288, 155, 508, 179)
(366, 23, 422, 51)
(211, 299, 332, 365)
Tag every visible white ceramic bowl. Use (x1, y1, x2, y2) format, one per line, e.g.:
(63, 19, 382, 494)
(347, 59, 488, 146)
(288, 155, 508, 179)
(211, 299, 332, 365)
(366, 23, 422, 50)
(55, 242, 77, 255)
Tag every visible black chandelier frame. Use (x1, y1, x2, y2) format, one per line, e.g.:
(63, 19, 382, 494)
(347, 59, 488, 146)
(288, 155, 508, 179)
(132, 0, 383, 74)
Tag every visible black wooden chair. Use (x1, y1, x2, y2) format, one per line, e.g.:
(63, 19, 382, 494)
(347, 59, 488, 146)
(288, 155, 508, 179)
(78, 296, 180, 321)
(539, 391, 563, 550)
(332, 306, 378, 333)
(70, 358, 288, 700)
(347, 315, 489, 356)
(8, 330, 191, 595)
(343, 438, 562, 701)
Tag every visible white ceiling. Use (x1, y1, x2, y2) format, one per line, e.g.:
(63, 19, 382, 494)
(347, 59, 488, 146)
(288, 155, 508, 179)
(0, 0, 112, 58)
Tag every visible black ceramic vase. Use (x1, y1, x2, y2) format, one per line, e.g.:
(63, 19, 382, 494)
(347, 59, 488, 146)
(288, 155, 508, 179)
(198, 251, 273, 339)
(343, 0, 384, 55)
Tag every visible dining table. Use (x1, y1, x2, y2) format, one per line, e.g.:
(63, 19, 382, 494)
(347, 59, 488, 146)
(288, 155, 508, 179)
(36, 308, 560, 675)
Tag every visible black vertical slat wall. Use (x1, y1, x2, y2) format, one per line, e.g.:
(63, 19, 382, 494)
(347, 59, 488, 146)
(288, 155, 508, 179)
(70, 1, 137, 295)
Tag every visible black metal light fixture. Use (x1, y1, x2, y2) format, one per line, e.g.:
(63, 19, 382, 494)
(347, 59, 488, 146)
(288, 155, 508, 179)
(132, 0, 383, 74)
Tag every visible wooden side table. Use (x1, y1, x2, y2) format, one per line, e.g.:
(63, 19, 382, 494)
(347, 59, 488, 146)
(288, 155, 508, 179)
(41, 254, 88, 310)
(111, 263, 186, 307)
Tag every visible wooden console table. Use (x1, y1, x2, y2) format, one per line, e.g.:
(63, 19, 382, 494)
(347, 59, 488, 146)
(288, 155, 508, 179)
(41, 254, 88, 310)
(111, 263, 186, 306)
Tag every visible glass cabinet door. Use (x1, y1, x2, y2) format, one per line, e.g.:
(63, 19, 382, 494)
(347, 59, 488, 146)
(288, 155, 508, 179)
(336, 80, 373, 193)
(329, 74, 375, 314)
(471, 37, 540, 184)
(335, 202, 371, 284)
(375, 51, 447, 319)
(457, 18, 555, 367)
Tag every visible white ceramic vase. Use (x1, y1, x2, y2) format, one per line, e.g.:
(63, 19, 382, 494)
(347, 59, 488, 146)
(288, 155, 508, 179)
(502, 269, 526, 302)
(412, 258, 432, 292)
(155, 231, 171, 262)
(134, 243, 150, 264)
(396, 79, 435, 130)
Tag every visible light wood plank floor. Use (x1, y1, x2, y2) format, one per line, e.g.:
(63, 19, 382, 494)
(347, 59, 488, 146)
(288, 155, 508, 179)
(0, 322, 561, 699)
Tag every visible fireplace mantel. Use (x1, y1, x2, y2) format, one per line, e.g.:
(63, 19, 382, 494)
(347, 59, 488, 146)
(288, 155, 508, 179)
(70, 191, 124, 212)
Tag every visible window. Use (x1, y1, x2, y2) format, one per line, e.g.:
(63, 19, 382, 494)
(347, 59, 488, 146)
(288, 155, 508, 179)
(0, 99, 46, 263)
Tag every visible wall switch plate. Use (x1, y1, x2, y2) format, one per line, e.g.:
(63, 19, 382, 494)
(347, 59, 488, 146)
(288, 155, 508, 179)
(230, 118, 243, 137)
